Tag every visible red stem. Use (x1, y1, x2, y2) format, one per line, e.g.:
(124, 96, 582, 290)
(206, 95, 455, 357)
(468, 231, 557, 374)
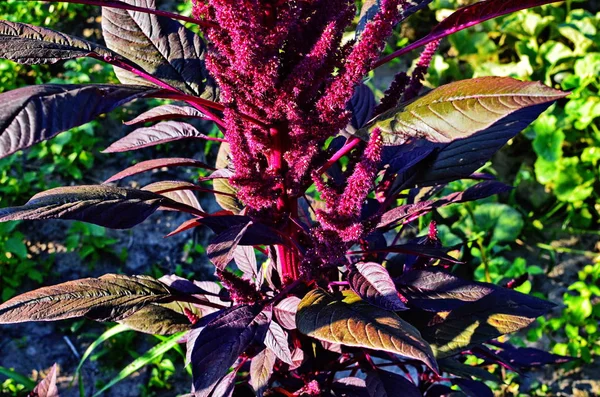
(317, 137, 362, 176)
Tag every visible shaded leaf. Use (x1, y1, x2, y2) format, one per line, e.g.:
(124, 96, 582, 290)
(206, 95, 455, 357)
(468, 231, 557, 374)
(250, 348, 276, 396)
(349, 262, 408, 311)
(492, 345, 572, 368)
(423, 290, 555, 358)
(0, 274, 171, 323)
(0, 185, 194, 229)
(454, 378, 493, 397)
(367, 77, 565, 146)
(188, 305, 270, 394)
(366, 369, 421, 397)
(274, 296, 301, 330)
(439, 358, 498, 383)
(196, 215, 285, 246)
(101, 0, 218, 99)
(331, 377, 369, 397)
(265, 320, 293, 365)
(297, 289, 438, 372)
(0, 20, 116, 64)
(32, 364, 59, 397)
(372, 244, 462, 264)
(210, 369, 238, 397)
(396, 270, 495, 312)
(104, 157, 214, 183)
(0, 84, 153, 159)
(208, 221, 253, 270)
(104, 121, 214, 153)
(124, 104, 206, 125)
(345, 83, 375, 134)
(117, 303, 191, 335)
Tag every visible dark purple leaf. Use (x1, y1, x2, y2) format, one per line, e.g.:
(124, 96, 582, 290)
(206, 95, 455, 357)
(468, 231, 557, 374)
(331, 377, 369, 397)
(103, 121, 215, 153)
(32, 363, 59, 397)
(453, 378, 493, 397)
(493, 345, 573, 368)
(439, 358, 498, 383)
(377, 181, 512, 229)
(207, 221, 253, 270)
(196, 215, 285, 246)
(124, 104, 206, 125)
(265, 320, 293, 365)
(396, 270, 495, 312)
(104, 157, 214, 183)
(376, 0, 564, 67)
(0, 84, 153, 159)
(349, 262, 408, 311)
(366, 369, 421, 397)
(0, 274, 171, 323)
(101, 0, 218, 99)
(274, 296, 301, 330)
(209, 369, 238, 397)
(0, 20, 117, 64)
(250, 348, 276, 396)
(423, 384, 453, 397)
(371, 244, 462, 264)
(422, 289, 555, 358)
(188, 305, 270, 395)
(233, 245, 259, 281)
(0, 185, 194, 229)
(346, 83, 375, 130)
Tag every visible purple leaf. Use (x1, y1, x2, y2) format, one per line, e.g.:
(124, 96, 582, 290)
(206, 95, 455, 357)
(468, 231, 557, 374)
(196, 215, 285, 246)
(423, 384, 453, 397)
(101, 0, 218, 99)
(453, 378, 493, 397)
(142, 181, 203, 212)
(250, 348, 276, 396)
(378, 181, 512, 229)
(208, 369, 238, 397)
(32, 363, 59, 397)
(207, 221, 253, 270)
(233, 245, 259, 282)
(357, 0, 432, 38)
(493, 345, 573, 368)
(366, 369, 421, 397)
(346, 83, 375, 131)
(396, 270, 495, 312)
(0, 185, 193, 229)
(103, 121, 216, 153)
(331, 377, 369, 397)
(104, 157, 214, 183)
(0, 274, 171, 323)
(349, 262, 408, 311)
(0, 84, 153, 159)
(188, 305, 270, 394)
(439, 358, 498, 383)
(376, 0, 564, 67)
(273, 296, 301, 330)
(124, 104, 206, 125)
(265, 320, 294, 365)
(117, 303, 191, 335)
(371, 244, 462, 264)
(0, 20, 117, 64)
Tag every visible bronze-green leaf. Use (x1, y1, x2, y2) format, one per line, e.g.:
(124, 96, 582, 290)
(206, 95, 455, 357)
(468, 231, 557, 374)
(118, 303, 192, 335)
(296, 289, 438, 372)
(364, 77, 567, 145)
(0, 274, 172, 324)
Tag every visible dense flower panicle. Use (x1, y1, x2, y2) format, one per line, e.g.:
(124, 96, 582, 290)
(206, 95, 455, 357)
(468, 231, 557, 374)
(216, 269, 261, 304)
(375, 71, 409, 114)
(403, 39, 441, 101)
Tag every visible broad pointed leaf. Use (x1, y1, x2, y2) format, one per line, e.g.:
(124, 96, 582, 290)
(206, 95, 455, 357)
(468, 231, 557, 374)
(188, 305, 270, 394)
(296, 289, 438, 372)
(454, 378, 493, 397)
(0, 84, 153, 159)
(101, 0, 218, 99)
(366, 369, 421, 397)
(376, 0, 564, 66)
(124, 104, 206, 125)
(142, 181, 203, 212)
(423, 289, 555, 358)
(195, 215, 285, 246)
(367, 77, 565, 146)
(207, 221, 253, 270)
(492, 345, 572, 368)
(103, 121, 214, 153)
(274, 296, 301, 330)
(117, 303, 191, 335)
(0, 185, 196, 229)
(233, 245, 259, 281)
(396, 270, 495, 312)
(209, 369, 238, 397)
(345, 83, 375, 133)
(104, 157, 214, 183)
(0, 20, 117, 64)
(214, 142, 243, 214)
(250, 348, 276, 396)
(265, 320, 293, 365)
(0, 274, 171, 323)
(349, 262, 407, 311)
(32, 364, 59, 397)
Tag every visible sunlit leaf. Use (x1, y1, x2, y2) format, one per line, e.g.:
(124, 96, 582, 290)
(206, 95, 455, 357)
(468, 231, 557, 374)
(296, 289, 438, 372)
(274, 296, 301, 330)
(32, 363, 59, 397)
(331, 377, 369, 397)
(0, 84, 153, 159)
(233, 245, 259, 281)
(0, 185, 196, 229)
(207, 221, 253, 270)
(117, 303, 191, 335)
(250, 348, 276, 396)
(214, 142, 243, 214)
(101, 0, 218, 99)
(143, 181, 203, 212)
(0, 274, 172, 323)
(265, 320, 293, 365)
(349, 262, 407, 311)
(104, 157, 214, 183)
